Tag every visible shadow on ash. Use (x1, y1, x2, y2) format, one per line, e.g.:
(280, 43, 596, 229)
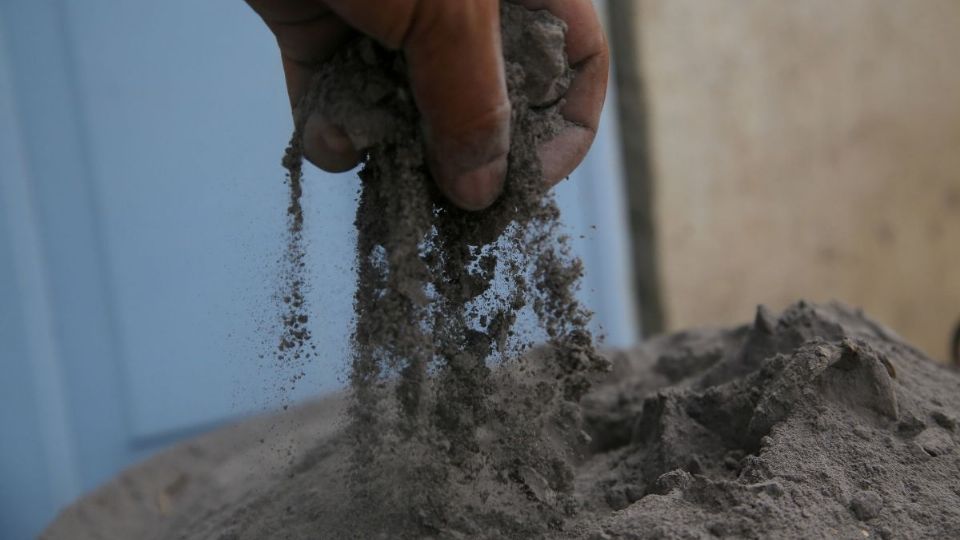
(45, 302, 960, 539)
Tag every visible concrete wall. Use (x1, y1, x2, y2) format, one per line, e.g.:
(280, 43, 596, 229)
(634, 0, 960, 360)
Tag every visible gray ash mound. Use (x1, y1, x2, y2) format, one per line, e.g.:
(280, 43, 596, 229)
(573, 301, 960, 539)
(45, 301, 960, 539)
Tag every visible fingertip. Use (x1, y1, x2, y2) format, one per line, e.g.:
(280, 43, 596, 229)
(538, 125, 596, 186)
(424, 101, 511, 210)
(433, 153, 508, 211)
(302, 112, 362, 172)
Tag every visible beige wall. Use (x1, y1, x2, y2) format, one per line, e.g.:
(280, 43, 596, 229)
(634, 0, 960, 360)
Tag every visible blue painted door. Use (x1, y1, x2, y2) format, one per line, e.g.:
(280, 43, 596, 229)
(0, 1, 637, 537)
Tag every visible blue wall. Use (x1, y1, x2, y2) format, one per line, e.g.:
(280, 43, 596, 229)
(0, 1, 637, 537)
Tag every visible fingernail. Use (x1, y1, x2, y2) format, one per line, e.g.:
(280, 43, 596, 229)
(306, 113, 354, 153)
(537, 126, 594, 187)
(440, 155, 508, 211)
(302, 113, 361, 172)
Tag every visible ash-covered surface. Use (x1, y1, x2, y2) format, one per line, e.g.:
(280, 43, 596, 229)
(206, 302, 960, 539)
(44, 302, 960, 539)
(569, 301, 960, 539)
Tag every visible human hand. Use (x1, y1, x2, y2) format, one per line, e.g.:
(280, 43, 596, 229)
(246, 0, 609, 211)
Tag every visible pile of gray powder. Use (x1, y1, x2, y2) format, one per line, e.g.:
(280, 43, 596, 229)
(158, 301, 960, 539)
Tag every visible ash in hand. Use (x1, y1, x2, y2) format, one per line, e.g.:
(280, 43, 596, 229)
(282, 3, 608, 531)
